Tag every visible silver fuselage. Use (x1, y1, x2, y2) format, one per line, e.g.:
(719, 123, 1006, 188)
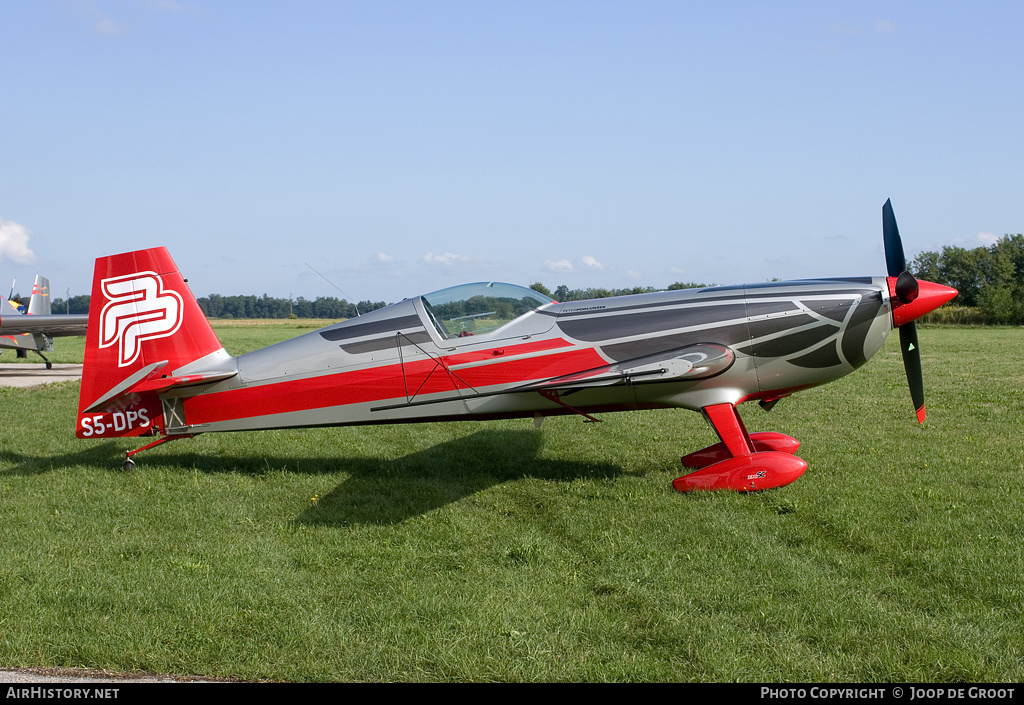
(161, 278, 893, 436)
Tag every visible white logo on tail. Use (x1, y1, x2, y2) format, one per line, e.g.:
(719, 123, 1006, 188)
(99, 272, 183, 367)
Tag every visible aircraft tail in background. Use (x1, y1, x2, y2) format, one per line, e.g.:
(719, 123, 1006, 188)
(1, 275, 63, 363)
(27, 275, 51, 315)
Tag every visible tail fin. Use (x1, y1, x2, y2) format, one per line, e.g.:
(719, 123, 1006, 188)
(2, 278, 49, 355)
(77, 247, 235, 439)
(1, 291, 24, 314)
(27, 275, 51, 315)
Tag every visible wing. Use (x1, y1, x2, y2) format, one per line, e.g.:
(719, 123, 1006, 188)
(0, 313, 89, 337)
(515, 342, 735, 392)
(371, 342, 735, 412)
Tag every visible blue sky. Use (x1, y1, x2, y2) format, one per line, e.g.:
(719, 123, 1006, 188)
(2, 1, 1022, 304)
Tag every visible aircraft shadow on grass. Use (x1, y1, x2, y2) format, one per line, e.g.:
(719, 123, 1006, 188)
(2, 430, 626, 525)
(292, 429, 627, 526)
(0, 442, 124, 477)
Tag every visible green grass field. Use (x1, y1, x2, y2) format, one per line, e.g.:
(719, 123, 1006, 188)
(0, 324, 1021, 682)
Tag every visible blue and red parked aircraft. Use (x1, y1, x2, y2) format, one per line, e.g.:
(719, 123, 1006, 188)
(75, 200, 957, 491)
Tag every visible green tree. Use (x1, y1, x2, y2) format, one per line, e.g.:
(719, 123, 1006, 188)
(910, 234, 1024, 324)
(667, 281, 712, 290)
(50, 295, 91, 314)
(529, 282, 553, 298)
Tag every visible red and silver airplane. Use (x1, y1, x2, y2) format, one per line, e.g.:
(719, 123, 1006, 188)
(1, 275, 88, 368)
(75, 200, 957, 491)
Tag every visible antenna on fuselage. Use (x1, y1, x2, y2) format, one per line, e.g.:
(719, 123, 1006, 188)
(305, 263, 360, 316)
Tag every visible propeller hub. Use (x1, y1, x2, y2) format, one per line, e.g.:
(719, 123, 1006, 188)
(895, 270, 919, 303)
(887, 278, 958, 327)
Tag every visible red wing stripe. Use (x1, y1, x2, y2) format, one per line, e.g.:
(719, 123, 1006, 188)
(184, 345, 605, 426)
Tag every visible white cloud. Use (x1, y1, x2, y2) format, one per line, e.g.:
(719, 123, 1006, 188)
(543, 256, 607, 273)
(342, 252, 399, 274)
(423, 251, 471, 267)
(544, 259, 574, 272)
(873, 20, 898, 34)
(0, 218, 36, 265)
(950, 232, 1001, 249)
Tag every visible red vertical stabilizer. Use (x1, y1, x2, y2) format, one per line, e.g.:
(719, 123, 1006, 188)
(76, 247, 227, 439)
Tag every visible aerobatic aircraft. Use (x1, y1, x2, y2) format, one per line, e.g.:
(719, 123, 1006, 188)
(75, 200, 957, 491)
(1, 275, 88, 368)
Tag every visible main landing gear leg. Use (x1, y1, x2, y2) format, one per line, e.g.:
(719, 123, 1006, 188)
(673, 403, 807, 492)
(123, 434, 194, 469)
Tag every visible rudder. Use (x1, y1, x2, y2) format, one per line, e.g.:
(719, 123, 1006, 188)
(28, 275, 51, 315)
(77, 247, 230, 439)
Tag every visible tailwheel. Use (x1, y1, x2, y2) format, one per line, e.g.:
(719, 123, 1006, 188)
(122, 433, 195, 468)
(674, 403, 807, 492)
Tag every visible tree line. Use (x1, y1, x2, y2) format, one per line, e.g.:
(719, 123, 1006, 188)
(528, 281, 711, 302)
(195, 294, 391, 319)
(47, 282, 713, 319)
(910, 233, 1024, 324)
(46, 293, 389, 319)
(46, 244, 1024, 327)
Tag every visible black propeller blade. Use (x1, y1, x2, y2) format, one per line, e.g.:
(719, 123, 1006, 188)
(882, 198, 906, 277)
(900, 322, 926, 423)
(883, 199, 927, 422)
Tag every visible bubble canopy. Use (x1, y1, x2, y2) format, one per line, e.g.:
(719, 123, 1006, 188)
(420, 282, 555, 339)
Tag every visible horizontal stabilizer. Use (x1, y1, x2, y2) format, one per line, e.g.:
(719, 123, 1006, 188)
(84, 359, 237, 413)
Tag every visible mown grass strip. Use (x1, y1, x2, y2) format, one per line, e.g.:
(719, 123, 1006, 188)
(0, 327, 1020, 681)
